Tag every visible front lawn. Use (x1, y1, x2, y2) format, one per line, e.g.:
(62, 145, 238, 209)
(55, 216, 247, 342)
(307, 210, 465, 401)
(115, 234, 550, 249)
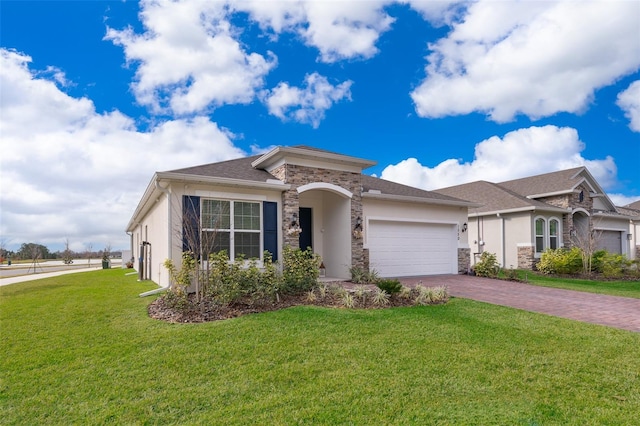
(514, 271, 640, 299)
(1, 270, 639, 424)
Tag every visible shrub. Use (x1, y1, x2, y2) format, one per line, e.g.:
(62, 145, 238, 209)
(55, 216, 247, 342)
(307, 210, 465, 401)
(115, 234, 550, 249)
(164, 251, 197, 293)
(364, 269, 380, 283)
(601, 253, 631, 279)
(590, 250, 608, 273)
(502, 267, 519, 281)
(474, 252, 500, 278)
(376, 279, 402, 294)
(537, 248, 582, 275)
(353, 285, 369, 305)
(282, 246, 320, 293)
(349, 266, 367, 283)
(372, 288, 390, 306)
(340, 292, 355, 308)
(349, 266, 379, 284)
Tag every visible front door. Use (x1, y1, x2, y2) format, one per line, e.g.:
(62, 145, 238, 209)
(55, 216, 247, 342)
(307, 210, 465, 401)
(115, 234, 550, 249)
(299, 207, 313, 251)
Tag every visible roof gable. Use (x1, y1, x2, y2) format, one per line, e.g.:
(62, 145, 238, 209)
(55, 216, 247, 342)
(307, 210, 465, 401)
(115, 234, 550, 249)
(498, 167, 587, 197)
(167, 155, 276, 183)
(252, 145, 376, 173)
(498, 166, 617, 211)
(435, 180, 566, 215)
(362, 175, 475, 206)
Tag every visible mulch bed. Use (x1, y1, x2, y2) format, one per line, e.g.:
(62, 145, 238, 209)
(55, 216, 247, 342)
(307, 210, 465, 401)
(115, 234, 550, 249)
(148, 285, 428, 323)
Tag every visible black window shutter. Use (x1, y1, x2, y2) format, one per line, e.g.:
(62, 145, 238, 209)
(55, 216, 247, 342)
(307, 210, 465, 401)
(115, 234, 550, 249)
(263, 201, 278, 261)
(182, 195, 200, 254)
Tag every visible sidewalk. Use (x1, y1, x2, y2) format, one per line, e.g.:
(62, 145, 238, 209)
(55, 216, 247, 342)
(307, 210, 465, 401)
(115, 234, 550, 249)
(0, 267, 102, 286)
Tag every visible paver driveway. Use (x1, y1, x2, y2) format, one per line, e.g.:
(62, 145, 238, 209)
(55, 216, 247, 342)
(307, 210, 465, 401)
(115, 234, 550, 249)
(396, 275, 640, 333)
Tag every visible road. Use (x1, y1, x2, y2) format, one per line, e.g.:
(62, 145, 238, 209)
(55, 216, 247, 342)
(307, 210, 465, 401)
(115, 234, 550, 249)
(0, 259, 123, 279)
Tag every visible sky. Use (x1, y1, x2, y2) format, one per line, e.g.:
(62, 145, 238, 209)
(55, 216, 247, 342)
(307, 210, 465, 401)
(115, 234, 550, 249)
(1, 0, 639, 253)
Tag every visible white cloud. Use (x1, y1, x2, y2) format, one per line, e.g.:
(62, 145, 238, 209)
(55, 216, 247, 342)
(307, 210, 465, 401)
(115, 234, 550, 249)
(236, 0, 395, 62)
(411, 1, 640, 122)
(380, 125, 618, 190)
(403, 0, 465, 26)
(263, 72, 352, 128)
(105, 0, 276, 115)
(616, 80, 640, 133)
(609, 193, 640, 208)
(0, 48, 245, 251)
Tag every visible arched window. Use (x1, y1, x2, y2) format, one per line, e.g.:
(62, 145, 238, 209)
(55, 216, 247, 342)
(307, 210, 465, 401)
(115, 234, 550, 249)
(535, 218, 545, 253)
(549, 218, 559, 249)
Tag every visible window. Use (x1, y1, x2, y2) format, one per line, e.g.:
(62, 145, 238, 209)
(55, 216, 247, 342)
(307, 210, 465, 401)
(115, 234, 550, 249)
(201, 200, 261, 260)
(549, 219, 559, 250)
(535, 218, 545, 253)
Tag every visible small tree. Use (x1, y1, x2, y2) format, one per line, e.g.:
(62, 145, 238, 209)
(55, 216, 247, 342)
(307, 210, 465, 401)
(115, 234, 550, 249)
(570, 218, 602, 276)
(86, 243, 93, 266)
(62, 238, 74, 264)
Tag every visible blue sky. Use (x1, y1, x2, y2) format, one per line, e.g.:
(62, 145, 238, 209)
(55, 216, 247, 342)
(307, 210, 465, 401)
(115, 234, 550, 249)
(1, 0, 639, 252)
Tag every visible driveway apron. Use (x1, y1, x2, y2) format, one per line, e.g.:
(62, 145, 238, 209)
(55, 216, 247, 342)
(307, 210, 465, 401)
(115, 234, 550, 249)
(396, 275, 640, 333)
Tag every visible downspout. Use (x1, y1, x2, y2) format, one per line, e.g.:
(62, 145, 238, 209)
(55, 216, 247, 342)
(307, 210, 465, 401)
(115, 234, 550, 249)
(155, 180, 172, 288)
(498, 213, 504, 267)
(138, 180, 171, 297)
(126, 231, 133, 264)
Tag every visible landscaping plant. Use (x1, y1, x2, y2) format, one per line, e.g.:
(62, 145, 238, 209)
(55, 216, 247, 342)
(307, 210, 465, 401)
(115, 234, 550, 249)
(473, 251, 500, 278)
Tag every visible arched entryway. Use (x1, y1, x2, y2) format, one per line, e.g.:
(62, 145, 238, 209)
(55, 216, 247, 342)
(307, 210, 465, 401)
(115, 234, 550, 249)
(298, 182, 353, 279)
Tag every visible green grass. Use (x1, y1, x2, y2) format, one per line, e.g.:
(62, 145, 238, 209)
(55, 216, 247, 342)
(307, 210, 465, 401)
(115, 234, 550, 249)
(511, 270, 640, 299)
(2, 270, 639, 424)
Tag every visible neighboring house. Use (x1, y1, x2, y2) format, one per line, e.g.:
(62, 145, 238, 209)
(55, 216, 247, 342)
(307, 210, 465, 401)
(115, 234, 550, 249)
(435, 167, 638, 270)
(618, 200, 640, 260)
(127, 146, 477, 288)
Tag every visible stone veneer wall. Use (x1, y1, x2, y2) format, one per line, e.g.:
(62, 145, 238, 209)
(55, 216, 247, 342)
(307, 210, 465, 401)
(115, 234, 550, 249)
(517, 245, 536, 270)
(270, 163, 367, 270)
(538, 184, 594, 249)
(458, 248, 470, 274)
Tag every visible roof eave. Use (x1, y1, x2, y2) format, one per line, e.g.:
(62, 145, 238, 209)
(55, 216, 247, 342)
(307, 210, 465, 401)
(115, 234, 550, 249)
(363, 192, 479, 208)
(252, 146, 377, 170)
(126, 172, 291, 232)
(126, 173, 163, 232)
(469, 205, 568, 217)
(156, 171, 291, 191)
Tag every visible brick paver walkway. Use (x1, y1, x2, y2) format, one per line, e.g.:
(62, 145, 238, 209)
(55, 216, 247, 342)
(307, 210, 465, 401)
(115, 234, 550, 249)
(395, 275, 640, 333)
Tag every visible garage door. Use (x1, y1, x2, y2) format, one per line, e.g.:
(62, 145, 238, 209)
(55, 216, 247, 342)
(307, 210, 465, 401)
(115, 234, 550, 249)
(596, 230, 622, 254)
(367, 220, 457, 277)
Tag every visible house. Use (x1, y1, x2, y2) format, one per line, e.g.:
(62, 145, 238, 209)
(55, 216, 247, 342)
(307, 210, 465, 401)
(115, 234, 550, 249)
(126, 146, 477, 288)
(435, 167, 639, 270)
(618, 200, 640, 259)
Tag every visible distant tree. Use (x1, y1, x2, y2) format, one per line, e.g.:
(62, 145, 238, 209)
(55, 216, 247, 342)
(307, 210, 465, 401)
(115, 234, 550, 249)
(0, 238, 6, 263)
(16, 243, 50, 260)
(62, 238, 74, 264)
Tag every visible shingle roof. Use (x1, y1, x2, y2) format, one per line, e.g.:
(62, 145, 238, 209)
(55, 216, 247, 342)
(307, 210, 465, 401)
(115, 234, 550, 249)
(616, 205, 640, 218)
(624, 200, 640, 210)
(167, 155, 275, 182)
(498, 167, 585, 196)
(165, 148, 470, 204)
(435, 180, 563, 214)
(362, 175, 469, 203)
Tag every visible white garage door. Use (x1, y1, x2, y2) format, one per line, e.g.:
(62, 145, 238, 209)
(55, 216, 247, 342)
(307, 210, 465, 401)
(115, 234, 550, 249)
(596, 230, 622, 254)
(367, 220, 457, 277)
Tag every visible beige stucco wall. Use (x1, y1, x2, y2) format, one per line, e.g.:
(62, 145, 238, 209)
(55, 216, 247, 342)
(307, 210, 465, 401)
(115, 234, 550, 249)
(298, 189, 351, 278)
(142, 183, 284, 288)
(132, 193, 170, 287)
(503, 212, 533, 268)
(362, 198, 469, 248)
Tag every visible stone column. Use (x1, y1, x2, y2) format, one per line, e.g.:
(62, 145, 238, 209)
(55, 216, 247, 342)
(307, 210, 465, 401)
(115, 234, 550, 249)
(458, 248, 471, 274)
(517, 244, 535, 270)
